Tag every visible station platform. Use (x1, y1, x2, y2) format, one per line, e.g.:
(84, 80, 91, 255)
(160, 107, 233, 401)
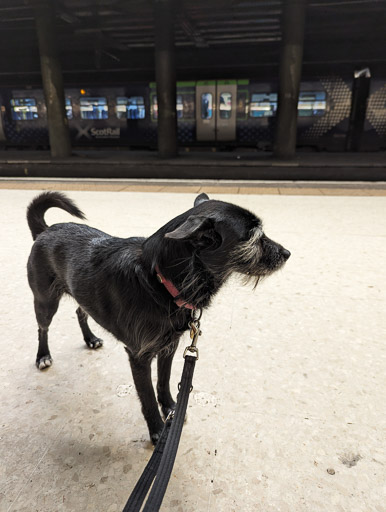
(1, 187, 385, 511)
(1, 176, 386, 196)
(0, 149, 385, 181)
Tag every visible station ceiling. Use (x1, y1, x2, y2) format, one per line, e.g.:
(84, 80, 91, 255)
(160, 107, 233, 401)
(0, 0, 385, 87)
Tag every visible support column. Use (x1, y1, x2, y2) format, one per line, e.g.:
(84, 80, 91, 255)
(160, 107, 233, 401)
(274, 0, 307, 159)
(346, 69, 371, 151)
(34, 0, 71, 158)
(154, 0, 177, 158)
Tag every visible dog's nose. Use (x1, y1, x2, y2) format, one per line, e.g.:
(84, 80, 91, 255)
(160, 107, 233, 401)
(282, 249, 291, 260)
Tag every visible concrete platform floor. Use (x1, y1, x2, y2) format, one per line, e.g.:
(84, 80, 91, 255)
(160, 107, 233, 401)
(1, 185, 386, 511)
(1, 177, 386, 196)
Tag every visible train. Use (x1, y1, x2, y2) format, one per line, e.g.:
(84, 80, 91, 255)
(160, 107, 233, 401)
(0, 74, 385, 151)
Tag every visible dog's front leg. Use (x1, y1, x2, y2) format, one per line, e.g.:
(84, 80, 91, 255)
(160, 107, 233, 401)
(157, 345, 178, 419)
(127, 353, 164, 445)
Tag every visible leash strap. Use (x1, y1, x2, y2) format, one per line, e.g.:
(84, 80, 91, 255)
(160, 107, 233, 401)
(143, 355, 196, 511)
(122, 355, 197, 512)
(122, 418, 172, 512)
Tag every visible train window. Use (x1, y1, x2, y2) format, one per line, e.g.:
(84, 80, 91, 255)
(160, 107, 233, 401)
(151, 95, 190, 120)
(250, 93, 277, 118)
(116, 98, 126, 119)
(80, 97, 108, 120)
(201, 93, 213, 120)
(177, 95, 183, 119)
(65, 98, 73, 120)
(219, 92, 232, 119)
(182, 94, 195, 119)
(298, 91, 326, 117)
(236, 92, 248, 119)
(116, 96, 145, 120)
(10, 98, 38, 121)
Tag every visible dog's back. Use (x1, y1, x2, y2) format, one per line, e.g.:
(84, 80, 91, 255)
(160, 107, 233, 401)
(27, 191, 147, 347)
(27, 191, 104, 295)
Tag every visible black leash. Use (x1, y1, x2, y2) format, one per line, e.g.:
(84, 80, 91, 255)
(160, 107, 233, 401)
(122, 312, 201, 512)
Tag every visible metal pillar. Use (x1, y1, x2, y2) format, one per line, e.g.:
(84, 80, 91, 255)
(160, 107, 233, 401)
(346, 68, 371, 152)
(34, 0, 71, 158)
(274, 0, 307, 159)
(154, 0, 177, 158)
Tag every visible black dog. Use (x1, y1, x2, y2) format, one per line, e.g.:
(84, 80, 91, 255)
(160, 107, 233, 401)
(27, 191, 290, 443)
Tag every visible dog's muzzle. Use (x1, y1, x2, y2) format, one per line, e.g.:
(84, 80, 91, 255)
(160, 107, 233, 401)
(282, 248, 291, 261)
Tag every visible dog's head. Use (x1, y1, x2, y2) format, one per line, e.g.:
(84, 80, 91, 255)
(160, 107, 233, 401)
(163, 193, 290, 287)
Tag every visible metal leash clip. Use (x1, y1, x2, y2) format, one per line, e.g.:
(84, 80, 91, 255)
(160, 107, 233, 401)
(184, 308, 202, 359)
(166, 409, 175, 421)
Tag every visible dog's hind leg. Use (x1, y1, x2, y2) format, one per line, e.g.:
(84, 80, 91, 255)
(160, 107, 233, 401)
(34, 296, 60, 370)
(76, 307, 103, 349)
(126, 350, 164, 445)
(157, 345, 178, 418)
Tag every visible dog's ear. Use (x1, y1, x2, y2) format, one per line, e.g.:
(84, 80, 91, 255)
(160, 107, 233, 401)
(194, 193, 209, 207)
(165, 215, 211, 240)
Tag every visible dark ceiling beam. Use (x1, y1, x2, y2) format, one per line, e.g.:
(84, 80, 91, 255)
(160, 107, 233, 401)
(233, 0, 281, 4)
(309, 0, 386, 7)
(201, 37, 282, 44)
(0, 16, 35, 22)
(178, 10, 208, 47)
(2, 58, 386, 89)
(0, 4, 32, 12)
(203, 31, 281, 39)
(197, 25, 281, 33)
(56, 7, 138, 53)
(187, 0, 281, 10)
(0, 25, 36, 31)
(191, 11, 282, 20)
(98, 33, 130, 51)
(73, 24, 153, 33)
(1, 32, 385, 63)
(0, 0, 384, 87)
(196, 18, 282, 27)
(57, 10, 81, 25)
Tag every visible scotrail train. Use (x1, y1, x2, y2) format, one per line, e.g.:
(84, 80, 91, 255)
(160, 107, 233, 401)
(0, 73, 385, 151)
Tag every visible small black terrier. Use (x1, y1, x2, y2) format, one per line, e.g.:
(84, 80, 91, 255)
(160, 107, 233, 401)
(27, 191, 290, 444)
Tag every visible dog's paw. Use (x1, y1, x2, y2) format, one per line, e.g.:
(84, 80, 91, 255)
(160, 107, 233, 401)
(85, 337, 103, 349)
(150, 429, 164, 446)
(36, 355, 53, 370)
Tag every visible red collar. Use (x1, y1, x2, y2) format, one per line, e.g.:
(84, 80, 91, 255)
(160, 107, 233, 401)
(155, 265, 196, 310)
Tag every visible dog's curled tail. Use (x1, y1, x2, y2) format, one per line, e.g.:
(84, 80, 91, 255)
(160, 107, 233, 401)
(27, 191, 86, 240)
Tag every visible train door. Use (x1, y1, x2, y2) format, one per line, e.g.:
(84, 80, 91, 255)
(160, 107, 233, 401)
(216, 83, 237, 141)
(196, 82, 237, 141)
(196, 83, 216, 141)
